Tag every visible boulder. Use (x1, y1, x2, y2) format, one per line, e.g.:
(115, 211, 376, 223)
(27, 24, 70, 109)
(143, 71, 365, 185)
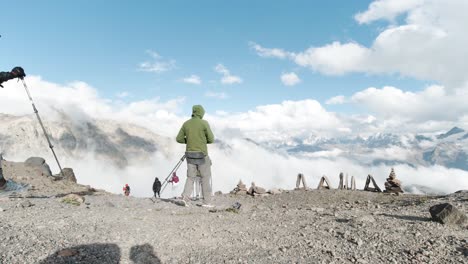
(25, 157, 53, 177)
(253, 186, 266, 194)
(41, 163, 53, 177)
(248, 182, 265, 195)
(25, 157, 46, 166)
(429, 203, 467, 225)
(61, 168, 77, 183)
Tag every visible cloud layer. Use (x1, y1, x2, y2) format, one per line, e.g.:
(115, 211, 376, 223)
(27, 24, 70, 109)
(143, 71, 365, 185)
(1, 76, 467, 197)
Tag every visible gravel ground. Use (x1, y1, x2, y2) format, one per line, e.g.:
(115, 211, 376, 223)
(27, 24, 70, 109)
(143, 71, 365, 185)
(0, 159, 467, 263)
(0, 189, 467, 263)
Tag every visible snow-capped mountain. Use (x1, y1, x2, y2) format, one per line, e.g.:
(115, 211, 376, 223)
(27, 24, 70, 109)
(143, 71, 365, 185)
(263, 127, 468, 171)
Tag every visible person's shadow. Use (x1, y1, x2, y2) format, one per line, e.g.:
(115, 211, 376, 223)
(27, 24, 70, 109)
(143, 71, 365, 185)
(40, 243, 121, 264)
(130, 243, 161, 264)
(40, 243, 161, 264)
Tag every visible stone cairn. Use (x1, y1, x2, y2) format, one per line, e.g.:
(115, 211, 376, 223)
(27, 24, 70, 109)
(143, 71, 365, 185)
(317, 175, 332, 190)
(350, 176, 356, 190)
(364, 174, 382, 192)
(247, 182, 267, 196)
(230, 180, 280, 196)
(295, 173, 308, 190)
(230, 180, 248, 195)
(384, 168, 403, 194)
(338, 173, 356, 191)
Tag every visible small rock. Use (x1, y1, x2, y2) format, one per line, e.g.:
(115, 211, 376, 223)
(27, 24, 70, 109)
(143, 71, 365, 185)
(349, 237, 363, 247)
(429, 203, 467, 225)
(0, 207, 4, 212)
(268, 188, 282, 195)
(57, 249, 79, 257)
(353, 215, 376, 224)
(312, 207, 325, 213)
(18, 200, 34, 208)
(61, 194, 85, 206)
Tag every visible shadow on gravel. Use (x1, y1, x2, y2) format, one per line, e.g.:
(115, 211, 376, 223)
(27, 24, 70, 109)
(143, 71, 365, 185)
(0, 180, 28, 197)
(39, 243, 162, 264)
(381, 213, 431, 222)
(130, 243, 161, 264)
(40, 243, 121, 264)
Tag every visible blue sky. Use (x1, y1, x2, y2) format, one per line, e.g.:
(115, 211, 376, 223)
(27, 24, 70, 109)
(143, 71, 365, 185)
(0, 0, 435, 115)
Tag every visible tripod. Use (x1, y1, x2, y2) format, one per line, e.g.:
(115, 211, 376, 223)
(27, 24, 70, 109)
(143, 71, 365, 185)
(160, 155, 186, 195)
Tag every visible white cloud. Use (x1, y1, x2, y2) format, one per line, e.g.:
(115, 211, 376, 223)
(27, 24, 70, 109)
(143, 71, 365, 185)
(138, 50, 176, 73)
(249, 42, 290, 59)
(182, 75, 202, 85)
(214, 64, 243, 84)
(211, 99, 347, 140)
(355, 0, 424, 24)
(350, 85, 468, 125)
(116, 91, 130, 98)
(253, 0, 468, 88)
(0, 76, 185, 137)
(205, 91, 228, 99)
(293, 42, 370, 75)
(281, 72, 301, 86)
(326, 95, 346, 105)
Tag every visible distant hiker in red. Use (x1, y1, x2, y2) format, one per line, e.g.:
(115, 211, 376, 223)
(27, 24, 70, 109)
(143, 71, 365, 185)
(123, 184, 130, 196)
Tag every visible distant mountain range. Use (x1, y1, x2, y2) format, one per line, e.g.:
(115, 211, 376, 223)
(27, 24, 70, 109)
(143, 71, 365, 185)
(0, 113, 171, 168)
(263, 126, 468, 171)
(0, 113, 466, 173)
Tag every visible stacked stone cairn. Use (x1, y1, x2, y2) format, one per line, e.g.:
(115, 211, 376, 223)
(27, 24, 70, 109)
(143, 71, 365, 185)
(230, 180, 248, 195)
(384, 168, 403, 194)
(247, 182, 267, 196)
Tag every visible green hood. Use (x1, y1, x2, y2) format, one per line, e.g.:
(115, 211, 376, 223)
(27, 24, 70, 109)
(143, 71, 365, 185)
(192, 105, 205, 119)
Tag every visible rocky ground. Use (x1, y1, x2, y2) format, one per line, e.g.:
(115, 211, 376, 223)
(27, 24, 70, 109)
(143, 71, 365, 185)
(0, 159, 467, 263)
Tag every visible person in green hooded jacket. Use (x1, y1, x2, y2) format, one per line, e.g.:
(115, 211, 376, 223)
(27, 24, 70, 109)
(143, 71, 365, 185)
(176, 105, 214, 206)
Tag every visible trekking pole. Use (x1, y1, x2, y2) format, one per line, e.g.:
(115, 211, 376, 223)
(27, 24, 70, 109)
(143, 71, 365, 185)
(20, 79, 64, 177)
(160, 155, 186, 194)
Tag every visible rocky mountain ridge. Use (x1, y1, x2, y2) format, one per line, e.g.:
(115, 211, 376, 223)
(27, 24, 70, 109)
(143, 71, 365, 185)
(0, 113, 171, 169)
(267, 127, 468, 171)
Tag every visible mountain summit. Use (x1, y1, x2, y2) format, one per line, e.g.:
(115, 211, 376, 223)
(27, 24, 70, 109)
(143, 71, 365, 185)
(437, 127, 465, 140)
